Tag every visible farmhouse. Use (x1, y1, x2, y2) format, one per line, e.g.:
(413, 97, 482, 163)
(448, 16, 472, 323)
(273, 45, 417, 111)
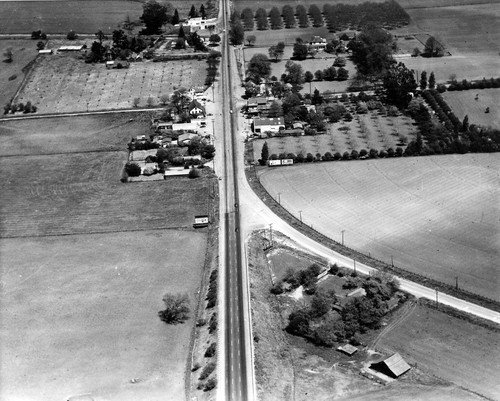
(252, 117, 285, 136)
(337, 344, 358, 356)
(371, 353, 411, 378)
(183, 17, 217, 31)
(188, 99, 206, 117)
(309, 36, 327, 52)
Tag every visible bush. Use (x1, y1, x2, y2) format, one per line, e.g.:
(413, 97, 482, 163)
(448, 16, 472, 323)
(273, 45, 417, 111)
(158, 293, 190, 324)
(124, 162, 141, 177)
(199, 362, 216, 380)
(208, 312, 217, 334)
(8, 74, 17, 81)
(204, 342, 216, 358)
(204, 377, 217, 391)
(67, 30, 78, 40)
(188, 167, 200, 178)
(329, 263, 340, 275)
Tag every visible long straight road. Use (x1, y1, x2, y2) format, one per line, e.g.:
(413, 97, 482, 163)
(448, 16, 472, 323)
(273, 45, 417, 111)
(217, 0, 253, 399)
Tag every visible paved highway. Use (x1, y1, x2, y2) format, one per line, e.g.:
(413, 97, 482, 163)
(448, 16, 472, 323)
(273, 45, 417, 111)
(216, 0, 253, 399)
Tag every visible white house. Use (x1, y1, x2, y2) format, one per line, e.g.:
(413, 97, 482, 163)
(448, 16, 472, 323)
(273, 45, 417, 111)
(183, 17, 217, 31)
(252, 117, 285, 136)
(309, 36, 327, 52)
(187, 99, 206, 117)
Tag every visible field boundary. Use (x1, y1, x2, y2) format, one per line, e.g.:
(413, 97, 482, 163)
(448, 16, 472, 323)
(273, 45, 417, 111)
(244, 150, 500, 313)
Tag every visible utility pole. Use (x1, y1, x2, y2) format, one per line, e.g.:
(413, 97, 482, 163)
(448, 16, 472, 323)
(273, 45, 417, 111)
(391, 255, 394, 267)
(341, 230, 345, 246)
(435, 288, 439, 308)
(277, 192, 281, 205)
(455, 276, 458, 290)
(353, 259, 356, 274)
(298, 210, 302, 222)
(269, 223, 273, 246)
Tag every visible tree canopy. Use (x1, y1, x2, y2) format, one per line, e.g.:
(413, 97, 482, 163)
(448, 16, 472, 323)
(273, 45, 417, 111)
(141, 0, 171, 34)
(247, 54, 272, 83)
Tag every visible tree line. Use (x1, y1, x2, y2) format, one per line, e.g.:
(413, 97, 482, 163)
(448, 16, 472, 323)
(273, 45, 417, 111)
(239, 1, 409, 32)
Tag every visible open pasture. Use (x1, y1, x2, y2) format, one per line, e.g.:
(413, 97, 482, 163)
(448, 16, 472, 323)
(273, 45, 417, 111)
(0, 229, 207, 401)
(377, 303, 500, 400)
(0, 113, 147, 156)
(444, 88, 500, 129)
(15, 54, 207, 113)
(0, 1, 143, 34)
(242, 26, 331, 47)
(258, 154, 500, 300)
(252, 112, 415, 158)
(0, 152, 210, 237)
(0, 39, 38, 108)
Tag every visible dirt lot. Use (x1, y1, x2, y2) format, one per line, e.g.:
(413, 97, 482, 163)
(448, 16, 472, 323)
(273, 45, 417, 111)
(15, 53, 207, 113)
(258, 154, 500, 300)
(0, 229, 207, 401)
(0, 39, 38, 108)
(252, 112, 415, 158)
(444, 88, 500, 129)
(0, 113, 214, 399)
(376, 302, 500, 400)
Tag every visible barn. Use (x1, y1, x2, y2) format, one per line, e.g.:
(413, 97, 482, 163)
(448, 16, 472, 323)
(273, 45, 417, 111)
(371, 353, 411, 378)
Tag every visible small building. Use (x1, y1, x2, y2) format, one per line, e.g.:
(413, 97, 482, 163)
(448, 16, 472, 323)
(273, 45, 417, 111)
(371, 353, 411, 378)
(183, 17, 217, 31)
(247, 97, 268, 114)
(188, 99, 206, 117)
(38, 49, 52, 54)
(178, 132, 198, 146)
(347, 288, 366, 298)
(252, 117, 285, 135)
(193, 215, 209, 228)
(58, 45, 84, 51)
(337, 344, 358, 356)
(106, 60, 115, 69)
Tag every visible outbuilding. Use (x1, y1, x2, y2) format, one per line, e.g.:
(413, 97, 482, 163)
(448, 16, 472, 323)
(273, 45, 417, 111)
(371, 353, 411, 378)
(252, 117, 285, 136)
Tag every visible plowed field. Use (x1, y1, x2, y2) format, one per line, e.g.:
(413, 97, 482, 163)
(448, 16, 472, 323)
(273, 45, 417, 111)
(258, 154, 500, 300)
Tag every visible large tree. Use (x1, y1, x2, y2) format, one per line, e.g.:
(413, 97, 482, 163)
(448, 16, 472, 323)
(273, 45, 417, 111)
(383, 61, 417, 109)
(269, 7, 282, 29)
(348, 24, 394, 77)
(247, 53, 271, 83)
(141, 0, 170, 34)
(158, 293, 190, 324)
(424, 36, 445, 57)
(229, 20, 244, 45)
(292, 39, 308, 60)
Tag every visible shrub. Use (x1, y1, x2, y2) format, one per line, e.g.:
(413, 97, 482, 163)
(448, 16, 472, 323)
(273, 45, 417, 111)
(67, 30, 78, 40)
(192, 362, 201, 371)
(188, 167, 200, 178)
(204, 377, 217, 391)
(329, 263, 339, 275)
(124, 162, 141, 177)
(204, 342, 216, 358)
(158, 293, 190, 324)
(196, 318, 206, 327)
(208, 313, 217, 334)
(199, 362, 216, 380)
(8, 74, 17, 81)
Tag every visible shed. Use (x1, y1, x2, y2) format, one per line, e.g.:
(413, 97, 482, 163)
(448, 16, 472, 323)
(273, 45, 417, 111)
(193, 215, 209, 228)
(371, 353, 411, 378)
(347, 288, 366, 298)
(337, 344, 358, 356)
(38, 49, 52, 54)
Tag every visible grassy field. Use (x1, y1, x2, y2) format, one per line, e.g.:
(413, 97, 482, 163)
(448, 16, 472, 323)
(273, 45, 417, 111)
(258, 154, 500, 300)
(252, 112, 416, 158)
(0, 113, 213, 399)
(0, 39, 38, 108)
(0, 113, 148, 156)
(15, 53, 207, 113)
(0, 229, 207, 401)
(397, 2, 500, 82)
(444, 88, 500, 129)
(0, 1, 143, 34)
(377, 303, 500, 400)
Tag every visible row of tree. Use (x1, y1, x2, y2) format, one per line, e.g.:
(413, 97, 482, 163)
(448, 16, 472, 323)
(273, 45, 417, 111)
(3, 101, 37, 115)
(447, 76, 500, 91)
(239, 1, 408, 32)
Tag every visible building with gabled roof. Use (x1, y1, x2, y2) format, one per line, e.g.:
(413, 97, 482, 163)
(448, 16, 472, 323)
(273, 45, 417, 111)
(187, 99, 206, 117)
(252, 117, 285, 135)
(371, 353, 411, 378)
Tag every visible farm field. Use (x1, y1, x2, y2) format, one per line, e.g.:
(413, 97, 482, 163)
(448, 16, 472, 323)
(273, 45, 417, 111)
(258, 154, 500, 300)
(377, 303, 500, 400)
(0, 113, 147, 156)
(0, 1, 143, 34)
(252, 112, 416, 158)
(444, 88, 500, 129)
(241, 26, 331, 47)
(0, 112, 212, 400)
(0, 229, 207, 401)
(0, 39, 38, 109)
(15, 54, 207, 113)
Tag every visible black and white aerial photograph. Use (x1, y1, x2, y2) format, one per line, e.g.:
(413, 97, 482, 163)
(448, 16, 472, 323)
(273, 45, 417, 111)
(0, 0, 498, 400)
